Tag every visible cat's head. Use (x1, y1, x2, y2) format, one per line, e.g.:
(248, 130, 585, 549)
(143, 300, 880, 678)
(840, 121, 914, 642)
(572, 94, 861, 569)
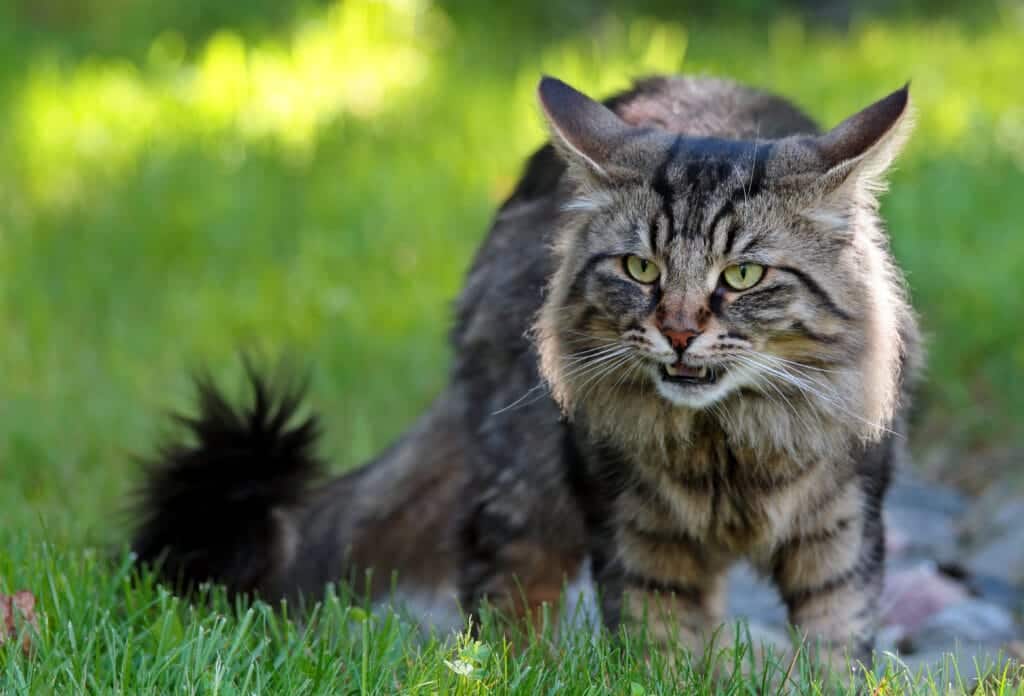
(534, 76, 914, 445)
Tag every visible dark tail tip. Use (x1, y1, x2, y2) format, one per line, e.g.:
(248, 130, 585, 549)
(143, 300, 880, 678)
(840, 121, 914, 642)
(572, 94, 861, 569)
(131, 362, 324, 597)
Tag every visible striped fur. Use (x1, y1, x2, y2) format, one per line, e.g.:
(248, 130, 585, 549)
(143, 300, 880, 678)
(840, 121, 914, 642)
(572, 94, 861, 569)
(131, 75, 920, 671)
(533, 76, 918, 665)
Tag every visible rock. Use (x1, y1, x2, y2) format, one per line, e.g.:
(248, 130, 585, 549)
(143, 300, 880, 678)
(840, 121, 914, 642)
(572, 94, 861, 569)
(887, 470, 969, 518)
(885, 507, 960, 564)
(959, 488, 1024, 545)
(874, 624, 908, 654)
(966, 573, 1024, 614)
(966, 525, 1024, 586)
(883, 468, 966, 562)
(726, 563, 786, 627)
(881, 562, 970, 633)
(907, 598, 1018, 654)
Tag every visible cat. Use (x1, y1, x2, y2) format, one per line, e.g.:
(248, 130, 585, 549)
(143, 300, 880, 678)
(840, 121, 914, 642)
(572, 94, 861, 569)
(131, 74, 920, 666)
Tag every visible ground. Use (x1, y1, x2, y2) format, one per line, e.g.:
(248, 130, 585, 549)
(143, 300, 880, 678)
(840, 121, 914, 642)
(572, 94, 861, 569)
(1, 0, 1023, 692)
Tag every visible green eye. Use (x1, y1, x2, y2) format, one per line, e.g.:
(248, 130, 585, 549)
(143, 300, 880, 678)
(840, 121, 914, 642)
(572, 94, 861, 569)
(722, 263, 765, 290)
(625, 255, 660, 284)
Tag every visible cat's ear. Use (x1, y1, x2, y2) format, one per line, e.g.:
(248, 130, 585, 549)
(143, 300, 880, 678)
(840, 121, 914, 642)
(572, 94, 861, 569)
(815, 84, 913, 198)
(773, 84, 913, 207)
(537, 76, 632, 181)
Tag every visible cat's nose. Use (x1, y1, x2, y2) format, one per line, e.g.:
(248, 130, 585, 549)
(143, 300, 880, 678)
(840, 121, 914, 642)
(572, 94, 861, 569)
(663, 328, 700, 352)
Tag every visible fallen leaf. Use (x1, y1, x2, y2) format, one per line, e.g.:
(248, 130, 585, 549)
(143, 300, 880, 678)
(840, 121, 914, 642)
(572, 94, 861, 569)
(0, 590, 39, 656)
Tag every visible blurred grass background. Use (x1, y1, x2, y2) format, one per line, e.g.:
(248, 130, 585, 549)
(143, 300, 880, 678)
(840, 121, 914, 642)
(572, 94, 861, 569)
(1, 0, 1022, 541)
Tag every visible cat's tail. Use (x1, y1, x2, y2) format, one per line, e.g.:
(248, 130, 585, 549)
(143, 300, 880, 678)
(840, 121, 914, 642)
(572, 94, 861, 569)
(130, 364, 325, 598)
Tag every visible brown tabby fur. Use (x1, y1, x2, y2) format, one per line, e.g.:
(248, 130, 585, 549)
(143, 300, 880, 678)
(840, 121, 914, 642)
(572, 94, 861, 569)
(133, 74, 921, 668)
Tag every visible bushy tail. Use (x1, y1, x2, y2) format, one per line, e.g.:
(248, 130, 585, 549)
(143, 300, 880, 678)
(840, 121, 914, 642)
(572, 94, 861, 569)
(131, 364, 324, 597)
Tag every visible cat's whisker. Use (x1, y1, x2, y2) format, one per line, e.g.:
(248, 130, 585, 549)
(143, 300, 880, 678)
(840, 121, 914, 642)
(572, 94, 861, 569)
(493, 347, 631, 416)
(708, 402, 736, 434)
(732, 354, 843, 414)
(608, 356, 643, 403)
(735, 353, 898, 437)
(572, 352, 636, 406)
(574, 352, 635, 397)
(560, 354, 639, 407)
(758, 354, 844, 375)
(754, 353, 847, 397)
(746, 370, 818, 436)
(493, 347, 633, 416)
(748, 354, 848, 407)
(490, 381, 551, 416)
(749, 370, 803, 423)
(561, 349, 632, 380)
(562, 344, 633, 364)
(733, 354, 845, 410)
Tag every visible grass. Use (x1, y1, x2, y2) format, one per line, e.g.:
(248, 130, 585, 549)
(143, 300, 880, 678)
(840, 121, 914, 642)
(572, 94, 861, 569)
(1, 0, 1023, 691)
(3, 536, 1023, 694)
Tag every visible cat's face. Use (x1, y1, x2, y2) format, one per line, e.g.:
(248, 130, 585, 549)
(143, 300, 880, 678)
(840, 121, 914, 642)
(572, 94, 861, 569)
(561, 151, 848, 409)
(536, 77, 912, 420)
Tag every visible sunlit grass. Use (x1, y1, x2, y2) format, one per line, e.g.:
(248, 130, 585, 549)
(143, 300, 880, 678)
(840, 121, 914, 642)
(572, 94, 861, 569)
(12, 0, 444, 206)
(11, 4, 1024, 208)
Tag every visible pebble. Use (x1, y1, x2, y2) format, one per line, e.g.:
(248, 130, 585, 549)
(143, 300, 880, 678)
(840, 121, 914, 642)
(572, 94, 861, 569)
(881, 562, 969, 633)
(906, 598, 1017, 654)
(966, 526, 1024, 586)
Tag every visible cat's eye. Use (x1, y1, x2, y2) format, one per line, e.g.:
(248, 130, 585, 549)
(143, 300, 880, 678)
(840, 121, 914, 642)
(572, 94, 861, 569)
(721, 263, 765, 291)
(624, 255, 660, 284)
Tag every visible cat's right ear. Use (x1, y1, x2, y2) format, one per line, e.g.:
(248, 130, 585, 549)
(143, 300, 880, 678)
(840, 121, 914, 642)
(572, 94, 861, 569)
(538, 76, 632, 181)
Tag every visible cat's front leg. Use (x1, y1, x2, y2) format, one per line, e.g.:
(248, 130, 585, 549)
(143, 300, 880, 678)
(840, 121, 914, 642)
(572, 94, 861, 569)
(769, 475, 882, 673)
(616, 548, 730, 660)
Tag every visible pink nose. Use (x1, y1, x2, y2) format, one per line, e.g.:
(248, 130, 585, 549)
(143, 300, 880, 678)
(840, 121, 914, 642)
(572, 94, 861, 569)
(663, 329, 699, 352)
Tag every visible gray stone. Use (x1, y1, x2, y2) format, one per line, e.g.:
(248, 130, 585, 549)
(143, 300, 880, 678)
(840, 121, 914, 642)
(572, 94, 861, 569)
(887, 469, 969, 518)
(881, 562, 970, 632)
(726, 563, 787, 627)
(874, 624, 908, 654)
(959, 489, 1024, 545)
(908, 598, 1018, 654)
(966, 525, 1024, 585)
(966, 573, 1024, 614)
(885, 508, 960, 563)
(883, 468, 966, 562)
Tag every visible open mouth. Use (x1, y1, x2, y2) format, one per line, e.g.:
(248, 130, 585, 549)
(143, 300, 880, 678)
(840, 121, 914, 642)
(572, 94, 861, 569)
(660, 361, 719, 385)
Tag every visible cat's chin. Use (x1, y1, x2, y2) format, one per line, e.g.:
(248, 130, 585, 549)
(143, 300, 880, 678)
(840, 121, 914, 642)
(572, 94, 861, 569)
(650, 363, 737, 409)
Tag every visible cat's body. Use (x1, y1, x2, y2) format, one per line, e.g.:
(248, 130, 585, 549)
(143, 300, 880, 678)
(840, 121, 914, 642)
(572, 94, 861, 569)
(132, 75, 920, 662)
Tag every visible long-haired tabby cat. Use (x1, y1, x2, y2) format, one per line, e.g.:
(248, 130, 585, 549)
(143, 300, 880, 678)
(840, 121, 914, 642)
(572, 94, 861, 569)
(132, 74, 920, 666)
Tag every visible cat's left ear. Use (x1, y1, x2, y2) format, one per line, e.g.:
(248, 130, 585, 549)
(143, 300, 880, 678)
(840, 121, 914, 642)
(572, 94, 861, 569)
(537, 76, 634, 181)
(817, 84, 913, 197)
(776, 84, 914, 205)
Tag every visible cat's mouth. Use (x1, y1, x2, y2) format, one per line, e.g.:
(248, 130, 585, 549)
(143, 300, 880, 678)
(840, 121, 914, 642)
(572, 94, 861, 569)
(660, 361, 720, 385)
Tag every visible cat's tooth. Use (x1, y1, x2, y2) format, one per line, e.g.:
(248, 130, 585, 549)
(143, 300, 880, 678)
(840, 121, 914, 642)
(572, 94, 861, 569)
(697, 366, 708, 378)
